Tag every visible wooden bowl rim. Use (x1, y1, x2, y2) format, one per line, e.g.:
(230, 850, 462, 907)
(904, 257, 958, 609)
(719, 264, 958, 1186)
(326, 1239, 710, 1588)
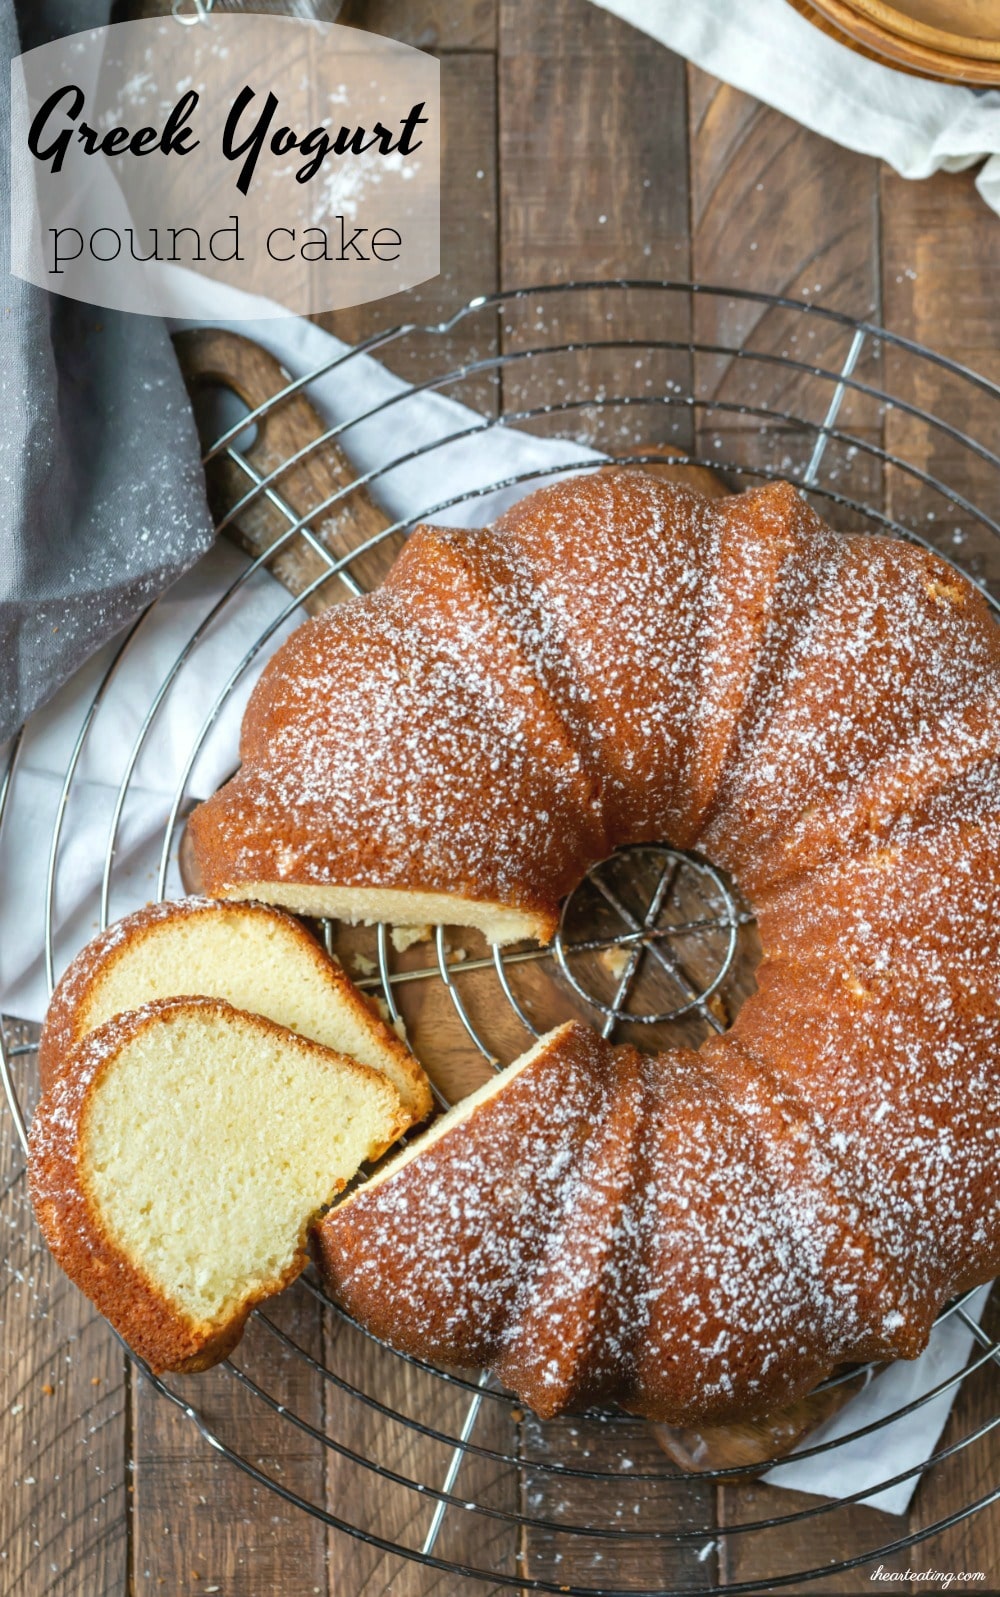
(847, 0, 1000, 59)
(806, 0, 1000, 78)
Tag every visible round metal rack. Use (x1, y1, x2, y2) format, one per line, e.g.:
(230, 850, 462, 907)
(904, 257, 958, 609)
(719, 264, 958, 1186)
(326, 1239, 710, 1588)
(2, 282, 999, 1593)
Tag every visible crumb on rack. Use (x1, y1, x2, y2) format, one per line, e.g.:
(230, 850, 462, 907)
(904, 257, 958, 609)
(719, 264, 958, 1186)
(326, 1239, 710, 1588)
(598, 946, 630, 980)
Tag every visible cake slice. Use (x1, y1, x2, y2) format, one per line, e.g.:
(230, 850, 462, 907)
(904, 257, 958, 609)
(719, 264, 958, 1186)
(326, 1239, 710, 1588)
(314, 1021, 638, 1411)
(38, 897, 432, 1125)
(29, 997, 407, 1372)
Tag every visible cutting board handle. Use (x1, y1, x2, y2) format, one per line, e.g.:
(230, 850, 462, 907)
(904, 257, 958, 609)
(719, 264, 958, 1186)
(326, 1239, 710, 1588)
(174, 327, 405, 613)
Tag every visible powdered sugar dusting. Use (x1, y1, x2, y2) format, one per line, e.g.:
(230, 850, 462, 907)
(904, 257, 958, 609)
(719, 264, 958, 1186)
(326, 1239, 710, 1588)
(305, 471, 1000, 1421)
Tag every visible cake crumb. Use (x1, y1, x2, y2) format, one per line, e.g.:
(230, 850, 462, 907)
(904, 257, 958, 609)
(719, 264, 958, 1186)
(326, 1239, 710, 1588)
(598, 946, 630, 980)
(924, 575, 965, 606)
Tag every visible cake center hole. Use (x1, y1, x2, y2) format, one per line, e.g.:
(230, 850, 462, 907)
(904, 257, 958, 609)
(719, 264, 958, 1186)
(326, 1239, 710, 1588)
(551, 845, 759, 1043)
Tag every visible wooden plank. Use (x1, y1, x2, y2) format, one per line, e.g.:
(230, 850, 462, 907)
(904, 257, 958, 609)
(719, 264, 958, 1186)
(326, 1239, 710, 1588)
(498, 0, 694, 456)
(881, 165, 1000, 595)
(320, 53, 500, 417)
(518, 1415, 719, 1592)
(719, 1479, 913, 1594)
(904, 1287, 1000, 1586)
(688, 67, 884, 524)
(130, 1281, 330, 1595)
(500, 0, 691, 272)
(346, 0, 496, 51)
(122, 0, 495, 50)
(0, 1029, 128, 1597)
(689, 68, 882, 327)
(322, 1311, 519, 1596)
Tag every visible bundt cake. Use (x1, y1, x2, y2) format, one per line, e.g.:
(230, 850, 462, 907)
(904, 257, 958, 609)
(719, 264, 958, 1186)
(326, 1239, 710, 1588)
(189, 468, 1000, 1420)
(29, 996, 407, 1373)
(38, 896, 432, 1123)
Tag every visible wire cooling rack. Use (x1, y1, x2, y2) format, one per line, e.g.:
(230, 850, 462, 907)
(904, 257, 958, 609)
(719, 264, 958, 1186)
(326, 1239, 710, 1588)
(2, 282, 999, 1593)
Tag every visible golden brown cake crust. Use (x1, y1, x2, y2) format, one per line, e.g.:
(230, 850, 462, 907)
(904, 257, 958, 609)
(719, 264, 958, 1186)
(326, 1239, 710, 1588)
(38, 913, 136, 1094)
(30, 997, 408, 1373)
(38, 896, 432, 1124)
(189, 470, 1000, 920)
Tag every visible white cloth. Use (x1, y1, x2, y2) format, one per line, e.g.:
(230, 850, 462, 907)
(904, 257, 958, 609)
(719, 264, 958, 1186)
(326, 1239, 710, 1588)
(0, 294, 990, 1513)
(765, 1286, 993, 1514)
(591, 0, 1000, 217)
(0, 300, 602, 1023)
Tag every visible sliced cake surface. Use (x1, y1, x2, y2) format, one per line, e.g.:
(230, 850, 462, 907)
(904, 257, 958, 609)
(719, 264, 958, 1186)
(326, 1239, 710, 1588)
(38, 896, 432, 1124)
(30, 996, 407, 1372)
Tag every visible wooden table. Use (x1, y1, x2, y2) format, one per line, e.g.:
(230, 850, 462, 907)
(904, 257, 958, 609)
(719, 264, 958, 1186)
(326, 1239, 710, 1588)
(3, 1, 999, 1592)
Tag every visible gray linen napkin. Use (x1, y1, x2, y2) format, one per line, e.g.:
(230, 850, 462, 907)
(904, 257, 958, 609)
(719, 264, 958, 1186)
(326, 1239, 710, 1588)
(0, 0, 214, 743)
